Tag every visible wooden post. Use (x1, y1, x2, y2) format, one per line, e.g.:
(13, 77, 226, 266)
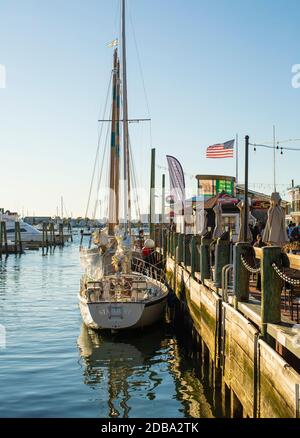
(233, 242, 251, 302)
(0, 221, 8, 255)
(214, 239, 231, 288)
(200, 237, 212, 283)
(176, 233, 184, 263)
(42, 222, 48, 252)
(190, 236, 196, 277)
(161, 174, 165, 225)
(59, 223, 64, 247)
(162, 228, 167, 256)
(15, 222, 22, 254)
(191, 235, 201, 277)
(150, 148, 156, 241)
(184, 234, 193, 267)
(166, 230, 170, 255)
(261, 246, 282, 338)
(68, 221, 73, 243)
(173, 232, 179, 259)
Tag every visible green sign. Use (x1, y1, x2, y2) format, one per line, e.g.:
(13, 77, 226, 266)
(216, 179, 234, 195)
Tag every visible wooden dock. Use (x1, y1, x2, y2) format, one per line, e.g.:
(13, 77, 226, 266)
(0, 220, 73, 256)
(156, 228, 300, 418)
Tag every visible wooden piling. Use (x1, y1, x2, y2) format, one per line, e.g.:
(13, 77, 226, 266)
(183, 234, 193, 266)
(176, 233, 184, 263)
(59, 223, 64, 247)
(261, 246, 282, 338)
(233, 243, 251, 302)
(68, 221, 73, 243)
(14, 222, 22, 254)
(191, 235, 201, 278)
(200, 237, 212, 283)
(214, 239, 231, 288)
(0, 221, 8, 255)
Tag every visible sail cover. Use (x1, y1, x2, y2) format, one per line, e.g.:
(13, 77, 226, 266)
(166, 155, 186, 214)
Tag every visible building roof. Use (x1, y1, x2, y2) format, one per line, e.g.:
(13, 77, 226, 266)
(236, 184, 288, 206)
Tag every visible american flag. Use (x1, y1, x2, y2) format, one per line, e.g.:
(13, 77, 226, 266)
(206, 139, 235, 159)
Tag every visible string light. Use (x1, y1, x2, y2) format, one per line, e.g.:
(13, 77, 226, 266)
(250, 142, 300, 152)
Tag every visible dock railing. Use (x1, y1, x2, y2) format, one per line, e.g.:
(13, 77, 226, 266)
(157, 227, 300, 331)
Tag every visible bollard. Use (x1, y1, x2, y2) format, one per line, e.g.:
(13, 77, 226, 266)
(261, 246, 282, 338)
(233, 243, 251, 302)
(200, 237, 213, 283)
(214, 239, 231, 288)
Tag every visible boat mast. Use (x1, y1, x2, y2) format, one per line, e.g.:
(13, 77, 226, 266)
(121, 0, 131, 235)
(108, 49, 120, 235)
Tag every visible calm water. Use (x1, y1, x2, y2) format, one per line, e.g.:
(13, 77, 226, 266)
(0, 238, 214, 418)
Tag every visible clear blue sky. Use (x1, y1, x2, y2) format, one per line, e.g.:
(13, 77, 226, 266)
(1, 0, 300, 217)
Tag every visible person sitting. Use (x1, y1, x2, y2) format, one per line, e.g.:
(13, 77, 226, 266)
(253, 234, 266, 248)
(290, 224, 300, 243)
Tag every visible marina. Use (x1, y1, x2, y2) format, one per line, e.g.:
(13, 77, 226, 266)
(1, 0, 300, 425)
(0, 237, 215, 418)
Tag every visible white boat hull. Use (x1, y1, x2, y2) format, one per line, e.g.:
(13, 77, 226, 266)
(78, 294, 168, 331)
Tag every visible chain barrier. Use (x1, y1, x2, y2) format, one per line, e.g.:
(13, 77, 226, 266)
(272, 263, 300, 286)
(241, 255, 261, 274)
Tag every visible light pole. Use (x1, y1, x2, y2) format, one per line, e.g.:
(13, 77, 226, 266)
(243, 135, 249, 242)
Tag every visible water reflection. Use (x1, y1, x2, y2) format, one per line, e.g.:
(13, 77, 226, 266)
(77, 324, 166, 418)
(77, 323, 214, 418)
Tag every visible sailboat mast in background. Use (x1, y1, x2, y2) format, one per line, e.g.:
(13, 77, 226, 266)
(108, 48, 120, 235)
(121, 0, 131, 235)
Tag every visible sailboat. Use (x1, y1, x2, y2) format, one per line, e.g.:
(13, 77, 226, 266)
(78, 0, 168, 332)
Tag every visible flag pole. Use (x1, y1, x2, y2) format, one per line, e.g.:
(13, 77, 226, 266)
(235, 133, 239, 187)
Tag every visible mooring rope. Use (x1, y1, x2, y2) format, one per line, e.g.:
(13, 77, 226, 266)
(240, 255, 261, 274)
(271, 263, 300, 286)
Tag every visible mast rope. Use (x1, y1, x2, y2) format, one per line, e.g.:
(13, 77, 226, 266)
(92, 107, 112, 220)
(129, 137, 142, 223)
(128, 4, 153, 148)
(84, 72, 113, 219)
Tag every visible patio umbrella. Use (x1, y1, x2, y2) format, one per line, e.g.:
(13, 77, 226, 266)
(213, 204, 223, 239)
(196, 208, 208, 236)
(237, 200, 253, 242)
(263, 192, 289, 247)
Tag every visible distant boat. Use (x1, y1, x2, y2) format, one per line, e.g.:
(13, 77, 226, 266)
(0, 212, 43, 243)
(0, 212, 69, 244)
(78, 0, 168, 332)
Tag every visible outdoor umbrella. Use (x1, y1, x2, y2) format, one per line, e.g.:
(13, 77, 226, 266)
(213, 204, 223, 239)
(197, 208, 208, 236)
(237, 200, 253, 242)
(263, 192, 289, 247)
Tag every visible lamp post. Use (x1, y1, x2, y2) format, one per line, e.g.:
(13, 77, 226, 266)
(243, 135, 249, 242)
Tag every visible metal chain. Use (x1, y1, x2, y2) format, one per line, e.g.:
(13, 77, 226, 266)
(241, 255, 261, 274)
(272, 263, 300, 286)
